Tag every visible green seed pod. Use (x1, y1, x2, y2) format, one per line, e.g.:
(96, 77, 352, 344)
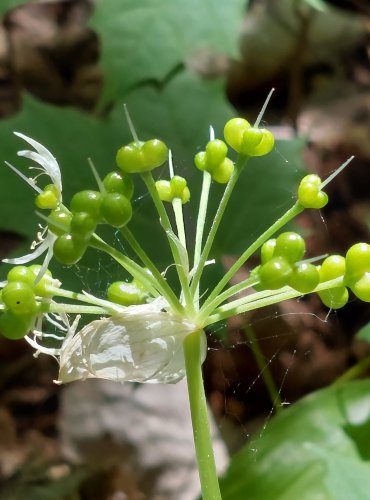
(70, 190, 102, 221)
(103, 171, 134, 200)
(35, 184, 60, 210)
(319, 255, 346, 282)
(351, 274, 370, 302)
(107, 281, 146, 306)
(116, 142, 145, 174)
(261, 239, 276, 265)
(48, 206, 72, 236)
(205, 140, 228, 170)
(70, 212, 97, 240)
(2, 281, 37, 315)
(181, 186, 190, 204)
(224, 117, 251, 152)
(156, 180, 172, 202)
(0, 311, 35, 340)
(101, 193, 132, 228)
(259, 256, 293, 290)
(142, 139, 168, 169)
(53, 233, 87, 265)
(345, 243, 370, 285)
(249, 129, 275, 157)
(194, 151, 207, 172)
(239, 128, 264, 156)
(274, 232, 305, 264)
(7, 265, 35, 285)
(318, 287, 348, 309)
(212, 158, 234, 184)
(289, 262, 320, 293)
(170, 176, 188, 198)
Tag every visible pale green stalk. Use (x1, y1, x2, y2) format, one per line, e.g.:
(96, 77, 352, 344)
(206, 277, 343, 325)
(190, 155, 247, 296)
(184, 330, 222, 500)
(141, 172, 194, 312)
(193, 171, 212, 307)
(201, 202, 303, 313)
(172, 197, 187, 249)
(120, 226, 182, 312)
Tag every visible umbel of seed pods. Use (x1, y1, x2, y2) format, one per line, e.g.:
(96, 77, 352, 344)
(0, 117, 369, 342)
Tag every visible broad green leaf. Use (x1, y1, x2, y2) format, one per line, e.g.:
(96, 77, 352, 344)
(357, 321, 370, 344)
(90, 0, 246, 102)
(220, 380, 370, 500)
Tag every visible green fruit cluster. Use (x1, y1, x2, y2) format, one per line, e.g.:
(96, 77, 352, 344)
(194, 139, 234, 184)
(155, 176, 190, 204)
(258, 232, 319, 292)
(223, 118, 275, 156)
(45, 171, 134, 266)
(116, 139, 168, 174)
(0, 265, 55, 339)
(297, 174, 328, 209)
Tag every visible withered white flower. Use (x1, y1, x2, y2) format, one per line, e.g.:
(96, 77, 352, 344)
(26, 299, 205, 385)
(3, 133, 62, 275)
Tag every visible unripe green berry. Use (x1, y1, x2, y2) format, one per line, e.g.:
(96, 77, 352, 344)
(298, 175, 328, 209)
(53, 234, 87, 265)
(170, 176, 187, 198)
(181, 186, 190, 204)
(224, 118, 251, 152)
(345, 243, 370, 285)
(274, 232, 305, 264)
(205, 140, 228, 170)
(319, 255, 346, 282)
(156, 180, 172, 202)
(318, 287, 348, 309)
(261, 239, 276, 265)
(351, 274, 370, 302)
(103, 171, 134, 200)
(35, 184, 60, 210)
(142, 139, 168, 169)
(7, 266, 35, 285)
(2, 281, 37, 315)
(0, 311, 35, 340)
(48, 206, 72, 236)
(212, 158, 234, 184)
(116, 142, 145, 174)
(249, 129, 275, 157)
(70, 212, 97, 240)
(289, 263, 320, 293)
(101, 193, 132, 228)
(107, 281, 146, 306)
(259, 257, 293, 290)
(194, 151, 207, 171)
(70, 190, 102, 220)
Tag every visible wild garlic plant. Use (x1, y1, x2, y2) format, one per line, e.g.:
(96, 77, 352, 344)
(1, 97, 369, 499)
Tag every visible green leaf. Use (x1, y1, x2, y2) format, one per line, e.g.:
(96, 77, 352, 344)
(220, 380, 370, 500)
(0, 0, 29, 16)
(90, 0, 246, 102)
(357, 321, 370, 344)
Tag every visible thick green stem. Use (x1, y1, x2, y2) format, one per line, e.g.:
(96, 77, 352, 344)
(184, 331, 222, 500)
(244, 324, 282, 413)
(190, 155, 247, 296)
(202, 202, 303, 312)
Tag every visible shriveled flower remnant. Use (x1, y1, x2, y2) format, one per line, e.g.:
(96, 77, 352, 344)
(0, 106, 369, 389)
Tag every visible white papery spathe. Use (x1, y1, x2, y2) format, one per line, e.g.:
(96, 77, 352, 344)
(57, 300, 205, 385)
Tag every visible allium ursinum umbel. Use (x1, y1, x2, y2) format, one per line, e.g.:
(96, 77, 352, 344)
(0, 107, 369, 388)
